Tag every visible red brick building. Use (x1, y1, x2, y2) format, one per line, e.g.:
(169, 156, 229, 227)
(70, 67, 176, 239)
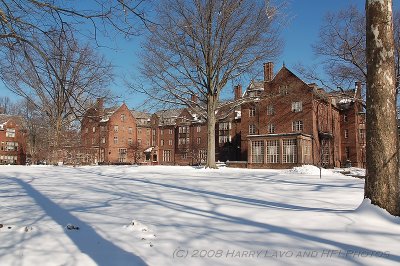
(81, 100, 138, 164)
(0, 114, 27, 165)
(241, 63, 365, 168)
(80, 63, 366, 168)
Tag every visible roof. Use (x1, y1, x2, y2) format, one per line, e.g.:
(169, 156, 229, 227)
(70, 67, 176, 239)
(155, 109, 183, 125)
(0, 114, 12, 124)
(0, 114, 25, 129)
(131, 110, 151, 119)
(131, 110, 152, 126)
(98, 106, 119, 122)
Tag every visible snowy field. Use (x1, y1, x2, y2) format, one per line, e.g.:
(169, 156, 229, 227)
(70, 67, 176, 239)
(0, 165, 399, 266)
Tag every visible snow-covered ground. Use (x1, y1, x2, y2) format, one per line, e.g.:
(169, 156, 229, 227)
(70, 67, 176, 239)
(0, 165, 399, 266)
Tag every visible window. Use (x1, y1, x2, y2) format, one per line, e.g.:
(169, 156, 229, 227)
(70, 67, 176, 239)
(5, 142, 18, 151)
(359, 129, 365, 142)
(138, 139, 142, 145)
(292, 120, 303, 132)
(118, 148, 127, 162)
(344, 114, 348, 122)
(267, 123, 275, 134)
(344, 129, 349, 139)
(113, 136, 118, 144)
(249, 107, 256, 117)
(182, 153, 188, 159)
(101, 137, 106, 144)
(179, 126, 189, 133)
(267, 105, 274, 115)
(169, 140, 173, 145)
(219, 135, 231, 144)
(279, 85, 289, 95)
(161, 139, 164, 146)
(85, 128, 88, 133)
(169, 129, 173, 134)
(251, 140, 264, 163)
(321, 139, 330, 165)
(160, 129, 163, 135)
(266, 140, 279, 163)
(196, 126, 201, 132)
(6, 128, 15, 138)
(92, 127, 96, 133)
(121, 114, 126, 122)
(128, 127, 133, 134)
(219, 122, 230, 130)
(163, 150, 172, 162)
(137, 127, 142, 134)
(303, 143, 312, 163)
(114, 125, 119, 133)
(199, 150, 207, 161)
(146, 128, 150, 135)
(197, 137, 201, 144)
(249, 124, 256, 135)
(292, 101, 303, 112)
(128, 138, 133, 145)
(282, 139, 297, 163)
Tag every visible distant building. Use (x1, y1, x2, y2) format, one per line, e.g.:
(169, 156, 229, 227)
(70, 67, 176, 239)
(0, 114, 27, 165)
(81, 100, 138, 164)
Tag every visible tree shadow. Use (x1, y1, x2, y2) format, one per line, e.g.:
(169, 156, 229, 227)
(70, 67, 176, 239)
(11, 177, 147, 266)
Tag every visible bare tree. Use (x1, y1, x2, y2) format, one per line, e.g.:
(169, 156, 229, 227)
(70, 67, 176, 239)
(0, 1, 149, 49)
(135, 0, 283, 168)
(0, 96, 11, 113)
(0, 29, 113, 162)
(365, 0, 399, 216)
(304, 5, 400, 94)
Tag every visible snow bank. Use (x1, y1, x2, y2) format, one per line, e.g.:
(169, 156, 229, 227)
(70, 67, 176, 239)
(355, 199, 400, 223)
(285, 164, 341, 176)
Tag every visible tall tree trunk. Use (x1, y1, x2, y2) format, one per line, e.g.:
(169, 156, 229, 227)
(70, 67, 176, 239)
(206, 94, 218, 168)
(365, 0, 400, 216)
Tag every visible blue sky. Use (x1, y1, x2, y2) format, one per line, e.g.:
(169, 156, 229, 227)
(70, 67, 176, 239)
(0, 0, 396, 109)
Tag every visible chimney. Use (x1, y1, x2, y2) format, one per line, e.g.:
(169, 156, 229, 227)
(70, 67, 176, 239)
(264, 62, 274, 82)
(234, 84, 242, 100)
(191, 94, 198, 103)
(355, 81, 362, 99)
(96, 98, 104, 117)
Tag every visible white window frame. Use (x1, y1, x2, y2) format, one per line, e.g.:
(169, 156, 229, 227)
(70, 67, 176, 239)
(282, 139, 297, 163)
(266, 140, 279, 163)
(249, 124, 256, 135)
(251, 140, 264, 163)
(291, 101, 303, 112)
(292, 120, 303, 132)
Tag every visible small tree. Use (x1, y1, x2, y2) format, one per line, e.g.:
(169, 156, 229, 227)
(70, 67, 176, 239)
(365, 0, 399, 216)
(136, 0, 283, 168)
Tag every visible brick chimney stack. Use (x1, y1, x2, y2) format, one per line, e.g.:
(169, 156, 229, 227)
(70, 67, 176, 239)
(96, 98, 104, 117)
(191, 94, 198, 103)
(234, 84, 242, 100)
(264, 62, 274, 82)
(355, 81, 362, 99)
